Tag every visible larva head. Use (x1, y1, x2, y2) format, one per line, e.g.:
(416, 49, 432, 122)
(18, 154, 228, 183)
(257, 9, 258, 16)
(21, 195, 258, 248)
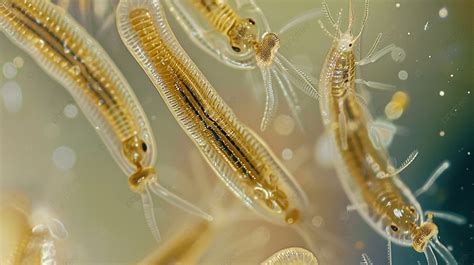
(387, 205, 419, 234)
(412, 221, 439, 253)
(255, 32, 280, 67)
(227, 18, 257, 53)
(122, 135, 150, 168)
(320, 0, 368, 52)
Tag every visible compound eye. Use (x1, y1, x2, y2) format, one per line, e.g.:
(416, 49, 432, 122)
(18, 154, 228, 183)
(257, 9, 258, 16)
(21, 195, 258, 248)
(248, 18, 256, 25)
(349, 43, 353, 47)
(390, 224, 399, 232)
(141, 142, 148, 152)
(232, 46, 241, 52)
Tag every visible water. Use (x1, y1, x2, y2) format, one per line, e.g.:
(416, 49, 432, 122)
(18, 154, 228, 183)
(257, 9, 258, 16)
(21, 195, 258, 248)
(0, 0, 472, 264)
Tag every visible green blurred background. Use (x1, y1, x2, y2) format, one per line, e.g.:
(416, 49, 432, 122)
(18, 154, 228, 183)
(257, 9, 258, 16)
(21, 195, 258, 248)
(0, 0, 472, 264)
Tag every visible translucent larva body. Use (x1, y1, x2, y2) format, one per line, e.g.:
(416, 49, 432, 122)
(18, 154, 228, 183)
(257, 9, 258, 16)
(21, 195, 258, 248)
(0, 193, 68, 265)
(261, 247, 318, 265)
(0, 0, 210, 242)
(117, 0, 308, 226)
(317, 1, 457, 263)
(162, 0, 319, 131)
(0, 0, 156, 177)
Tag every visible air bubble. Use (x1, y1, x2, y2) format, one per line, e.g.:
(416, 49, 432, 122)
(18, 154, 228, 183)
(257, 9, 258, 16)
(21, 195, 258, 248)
(282, 148, 293, 160)
(439, 7, 448, 18)
(391, 48, 406, 62)
(398, 70, 408, 80)
(311, 216, 323, 227)
(1, 81, 23, 112)
(273, 115, 295, 136)
(13, 57, 24, 68)
(52, 146, 76, 171)
(3, 62, 17, 79)
(63, 104, 78, 118)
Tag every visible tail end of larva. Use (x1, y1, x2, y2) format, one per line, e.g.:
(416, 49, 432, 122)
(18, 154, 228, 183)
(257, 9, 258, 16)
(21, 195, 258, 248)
(139, 185, 162, 242)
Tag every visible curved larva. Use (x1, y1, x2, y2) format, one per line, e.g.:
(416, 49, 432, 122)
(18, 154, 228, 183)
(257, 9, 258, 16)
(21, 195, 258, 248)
(317, 2, 423, 247)
(116, 0, 308, 226)
(0, 0, 156, 175)
(317, 1, 457, 264)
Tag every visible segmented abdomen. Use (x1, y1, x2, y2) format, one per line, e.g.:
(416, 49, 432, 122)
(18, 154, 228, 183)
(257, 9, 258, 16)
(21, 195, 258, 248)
(0, 0, 138, 142)
(325, 49, 417, 231)
(330, 51, 356, 99)
(192, 0, 238, 34)
(117, 1, 307, 225)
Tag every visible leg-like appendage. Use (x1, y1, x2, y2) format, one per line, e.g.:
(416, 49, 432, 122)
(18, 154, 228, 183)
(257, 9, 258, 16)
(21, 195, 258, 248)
(430, 236, 458, 265)
(148, 179, 213, 221)
(387, 237, 393, 265)
(425, 211, 466, 225)
(415, 161, 450, 197)
(357, 44, 405, 66)
(384, 149, 418, 177)
(355, 79, 396, 91)
(274, 53, 319, 99)
(272, 68, 305, 132)
(260, 68, 278, 131)
(141, 186, 161, 242)
(424, 246, 439, 265)
(364, 33, 383, 60)
(360, 253, 374, 265)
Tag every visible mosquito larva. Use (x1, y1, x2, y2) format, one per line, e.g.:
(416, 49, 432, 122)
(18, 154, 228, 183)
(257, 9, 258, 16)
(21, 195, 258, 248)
(317, 0, 459, 264)
(116, 0, 311, 235)
(260, 247, 318, 265)
(162, 0, 319, 131)
(0, 0, 211, 242)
